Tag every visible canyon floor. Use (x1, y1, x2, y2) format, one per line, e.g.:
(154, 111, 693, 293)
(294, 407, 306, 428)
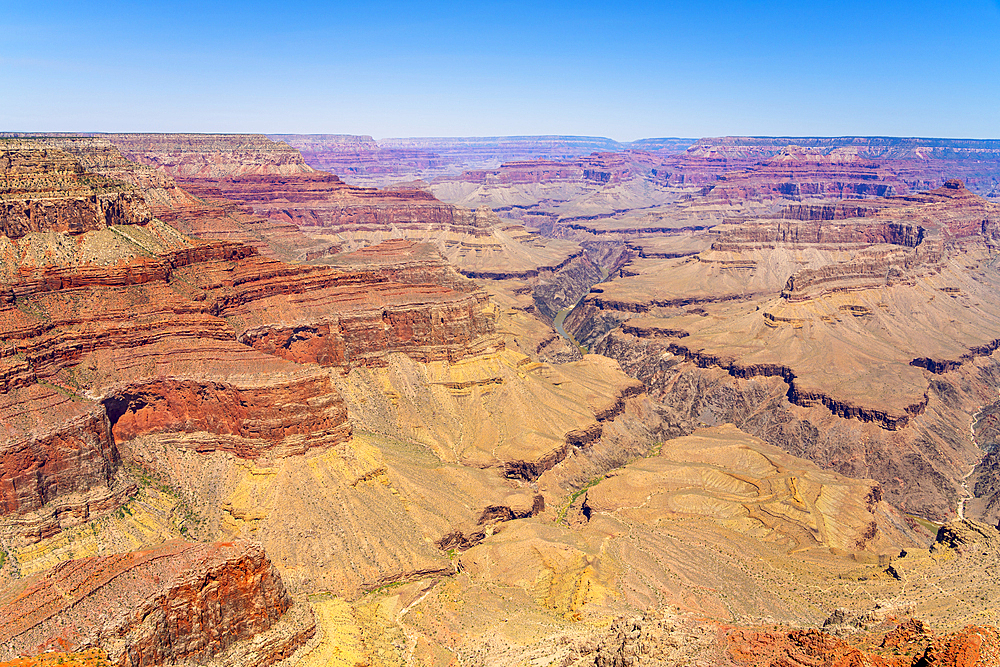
(1, 133, 1000, 666)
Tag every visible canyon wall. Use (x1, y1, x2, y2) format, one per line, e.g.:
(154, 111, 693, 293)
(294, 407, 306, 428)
(0, 540, 311, 667)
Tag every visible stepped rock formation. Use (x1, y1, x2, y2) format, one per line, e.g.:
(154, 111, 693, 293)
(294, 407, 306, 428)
(106, 134, 499, 240)
(561, 182, 1000, 519)
(271, 134, 668, 187)
(0, 143, 152, 238)
(683, 136, 1000, 195)
(0, 143, 500, 556)
(4, 135, 321, 260)
(104, 134, 314, 178)
(0, 540, 311, 666)
(103, 133, 614, 361)
(7, 132, 1000, 667)
(698, 146, 908, 204)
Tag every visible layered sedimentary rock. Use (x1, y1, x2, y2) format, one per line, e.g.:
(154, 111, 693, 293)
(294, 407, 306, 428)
(177, 172, 496, 237)
(430, 150, 689, 227)
(1, 143, 152, 238)
(699, 146, 908, 204)
(106, 134, 314, 178)
(0, 146, 498, 552)
(560, 182, 1000, 519)
(103, 134, 499, 242)
(683, 136, 1000, 195)
(4, 136, 321, 260)
(272, 134, 656, 187)
(0, 540, 311, 666)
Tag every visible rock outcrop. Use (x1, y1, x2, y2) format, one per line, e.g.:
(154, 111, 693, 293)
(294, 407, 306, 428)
(271, 134, 641, 187)
(102, 134, 498, 240)
(0, 540, 311, 667)
(106, 134, 314, 178)
(727, 621, 1000, 667)
(1, 143, 151, 238)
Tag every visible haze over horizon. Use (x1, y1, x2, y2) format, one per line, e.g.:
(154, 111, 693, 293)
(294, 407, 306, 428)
(2, 0, 999, 140)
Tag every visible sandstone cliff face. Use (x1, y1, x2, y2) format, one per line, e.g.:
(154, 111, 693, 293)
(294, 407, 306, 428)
(107, 134, 314, 178)
(176, 173, 497, 238)
(0, 540, 310, 667)
(0, 385, 130, 545)
(102, 134, 498, 242)
(0, 147, 497, 551)
(1, 143, 152, 238)
(711, 219, 924, 249)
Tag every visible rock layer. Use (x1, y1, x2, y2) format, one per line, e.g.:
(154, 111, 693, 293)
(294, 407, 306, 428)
(0, 540, 309, 667)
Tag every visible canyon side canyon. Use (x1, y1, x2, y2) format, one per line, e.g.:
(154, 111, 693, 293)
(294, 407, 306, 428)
(1, 132, 1000, 666)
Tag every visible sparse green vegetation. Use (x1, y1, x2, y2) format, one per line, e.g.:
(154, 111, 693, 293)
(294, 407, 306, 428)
(364, 580, 407, 596)
(556, 474, 605, 524)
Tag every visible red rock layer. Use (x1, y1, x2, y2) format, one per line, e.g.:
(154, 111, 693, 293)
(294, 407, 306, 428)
(0, 540, 309, 667)
(175, 173, 495, 237)
(698, 147, 907, 203)
(0, 242, 496, 533)
(0, 385, 132, 545)
(727, 620, 1000, 667)
(106, 134, 314, 178)
(101, 133, 496, 240)
(177, 239, 500, 368)
(0, 262, 353, 542)
(452, 151, 673, 187)
(684, 136, 1000, 195)
(105, 377, 348, 456)
(1, 143, 152, 238)
(0, 146, 497, 545)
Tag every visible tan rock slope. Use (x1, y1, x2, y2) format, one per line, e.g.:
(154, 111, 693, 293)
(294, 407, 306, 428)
(560, 181, 1000, 519)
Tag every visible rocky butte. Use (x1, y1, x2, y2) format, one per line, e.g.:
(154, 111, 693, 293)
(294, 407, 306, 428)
(1, 133, 1000, 666)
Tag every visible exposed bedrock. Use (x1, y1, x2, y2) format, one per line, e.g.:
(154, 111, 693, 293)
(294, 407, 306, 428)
(107, 133, 315, 178)
(778, 201, 884, 220)
(1, 145, 154, 239)
(593, 329, 1000, 519)
(601, 331, 926, 431)
(2, 239, 253, 304)
(103, 377, 350, 457)
(727, 619, 1000, 667)
(239, 294, 497, 368)
(781, 244, 942, 302)
(0, 193, 152, 239)
(0, 403, 113, 515)
(0, 386, 133, 546)
(531, 252, 605, 322)
(485, 240, 630, 324)
(711, 219, 924, 249)
(175, 173, 496, 236)
(327, 238, 475, 289)
(1, 212, 494, 545)
(0, 539, 311, 667)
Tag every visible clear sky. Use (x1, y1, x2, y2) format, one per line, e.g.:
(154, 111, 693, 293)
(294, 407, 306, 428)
(2, 0, 998, 140)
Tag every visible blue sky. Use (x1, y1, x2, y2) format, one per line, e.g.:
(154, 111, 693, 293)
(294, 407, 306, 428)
(1, 0, 998, 139)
